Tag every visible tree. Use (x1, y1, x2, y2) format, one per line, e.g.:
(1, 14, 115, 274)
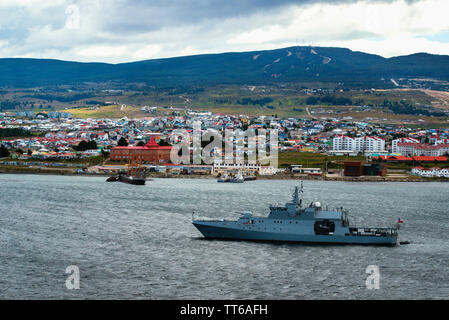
(136, 141, 146, 147)
(101, 149, 110, 157)
(0, 145, 10, 158)
(118, 137, 128, 146)
(158, 139, 172, 147)
(306, 96, 319, 105)
(73, 140, 97, 151)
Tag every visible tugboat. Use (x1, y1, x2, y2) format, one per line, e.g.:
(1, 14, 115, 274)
(193, 183, 399, 245)
(117, 171, 146, 185)
(106, 175, 119, 182)
(106, 156, 147, 185)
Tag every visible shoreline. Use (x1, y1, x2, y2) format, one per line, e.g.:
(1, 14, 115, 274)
(1, 167, 448, 182)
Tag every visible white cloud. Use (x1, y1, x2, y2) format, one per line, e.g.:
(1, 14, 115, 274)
(76, 45, 129, 59)
(0, 0, 66, 9)
(0, 0, 448, 62)
(65, 4, 81, 30)
(228, 0, 449, 49)
(131, 44, 162, 61)
(321, 37, 449, 57)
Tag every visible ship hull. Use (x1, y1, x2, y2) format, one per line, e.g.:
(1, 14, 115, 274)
(106, 176, 119, 182)
(193, 222, 397, 246)
(118, 175, 146, 185)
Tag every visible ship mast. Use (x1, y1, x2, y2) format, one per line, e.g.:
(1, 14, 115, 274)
(293, 181, 304, 206)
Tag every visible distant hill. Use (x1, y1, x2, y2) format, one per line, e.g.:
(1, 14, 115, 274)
(0, 46, 448, 88)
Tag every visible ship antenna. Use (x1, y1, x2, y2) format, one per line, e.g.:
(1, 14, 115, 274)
(294, 181, 304, 206)
(293, 186, 299, 204)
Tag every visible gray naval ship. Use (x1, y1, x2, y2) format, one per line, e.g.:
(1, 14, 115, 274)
(193, 184, 399, 245)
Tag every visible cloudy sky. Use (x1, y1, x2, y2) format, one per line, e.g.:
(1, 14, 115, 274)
(0, 0, 448, 63)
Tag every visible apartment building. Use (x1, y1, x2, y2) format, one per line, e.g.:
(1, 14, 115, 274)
(333, 135, 385, 153)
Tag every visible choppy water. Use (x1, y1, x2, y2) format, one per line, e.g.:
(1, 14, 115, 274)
(0, 174, 448, 300)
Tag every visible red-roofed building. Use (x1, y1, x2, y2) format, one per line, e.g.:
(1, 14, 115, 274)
(392, 137, 420, 153)
(412, 166, 449, 178)
(396, 143, 449, 157)
(110, 138, 172, 164)
(412, 156, 447, 162)
(373, 155, 447, 162)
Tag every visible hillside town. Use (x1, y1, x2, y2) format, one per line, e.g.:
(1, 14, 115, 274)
(1, 110, 449, 179)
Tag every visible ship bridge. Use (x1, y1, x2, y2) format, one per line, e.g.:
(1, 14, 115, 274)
(315, 211, 343, 221)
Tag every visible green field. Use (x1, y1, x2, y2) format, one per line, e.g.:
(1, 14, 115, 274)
(278, 152, 449, 170)
(1, 155, 106, 166)
(64, 105, 152, 119)
(278, 152, 366, 169)
(3, 84, 448, 125)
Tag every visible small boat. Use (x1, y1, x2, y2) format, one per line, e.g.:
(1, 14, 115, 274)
(244, 176, 257, 181)
(217, 174, 230, 183)
(230, 172, 244, 183)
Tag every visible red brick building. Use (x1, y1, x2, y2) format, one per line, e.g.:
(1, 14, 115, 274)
(344, 161, 364, 177)
(110, 138, 172, 164)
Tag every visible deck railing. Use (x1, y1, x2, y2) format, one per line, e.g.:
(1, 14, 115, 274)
(350, 227, 398, 237)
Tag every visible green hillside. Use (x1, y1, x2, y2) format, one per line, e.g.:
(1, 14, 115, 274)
(0, 46, 448, 88)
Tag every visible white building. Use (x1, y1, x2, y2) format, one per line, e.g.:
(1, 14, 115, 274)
(332, 135, 355, 151)
(440, 168, 449, 178)
(411, 167, 449, 178)
(333, 135, 385, 153)
(435, 138, 449, 145)
(392, 137, 420, 153)
(355, 136, 385, 153)
(213, 160, 261, 174)
(397, 143, 449, 157)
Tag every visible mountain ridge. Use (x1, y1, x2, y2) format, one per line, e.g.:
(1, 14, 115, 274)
(0, 46, 448, 88)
